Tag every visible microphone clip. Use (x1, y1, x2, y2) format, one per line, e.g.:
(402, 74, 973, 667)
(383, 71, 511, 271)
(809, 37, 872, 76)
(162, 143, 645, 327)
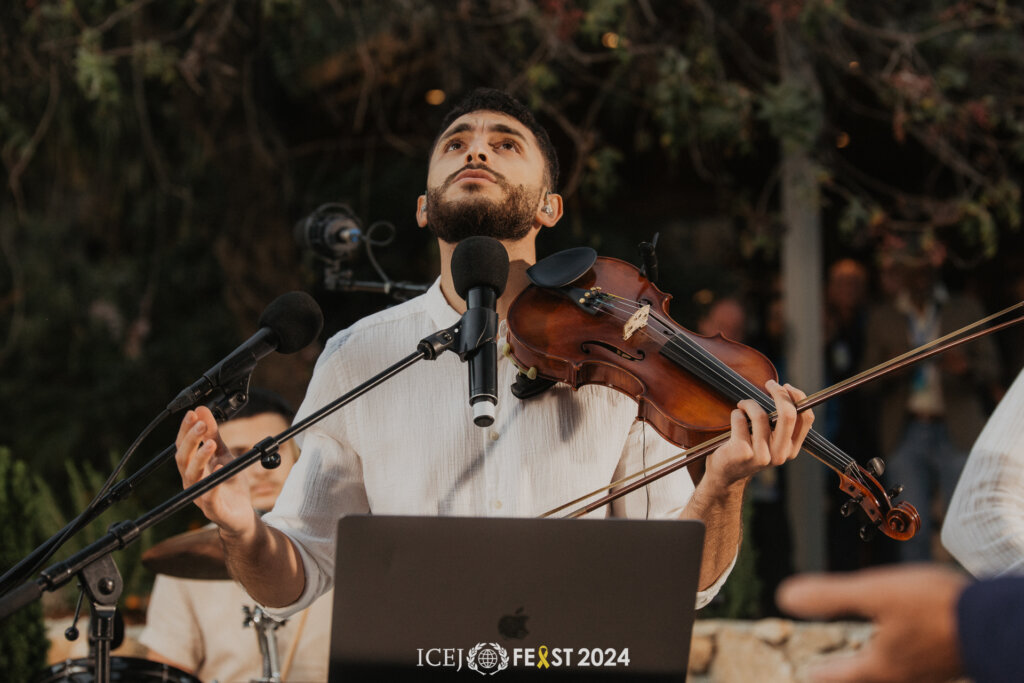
(455, 306, 498, 362)
(638, 232, 660, 285)
(207, 375, 253, 423)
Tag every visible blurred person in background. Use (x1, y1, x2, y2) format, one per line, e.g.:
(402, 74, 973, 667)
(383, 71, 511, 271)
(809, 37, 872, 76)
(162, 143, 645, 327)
(140, 389, 333, 682)
(860, 235, 1000, 562)
(822, 258, 896, 569)
(701, 295, 794, 616)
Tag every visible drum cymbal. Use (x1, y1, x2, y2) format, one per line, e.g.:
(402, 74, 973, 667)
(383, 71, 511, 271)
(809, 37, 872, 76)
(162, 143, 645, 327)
(141, 526, 231, 581)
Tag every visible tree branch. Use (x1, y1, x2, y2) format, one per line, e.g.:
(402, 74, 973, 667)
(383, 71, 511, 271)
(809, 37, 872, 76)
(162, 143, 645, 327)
(5, 64, 60, 218)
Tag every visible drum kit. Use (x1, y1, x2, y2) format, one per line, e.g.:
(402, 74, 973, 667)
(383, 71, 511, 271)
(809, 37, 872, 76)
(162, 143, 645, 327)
(40, 527, 288, 683)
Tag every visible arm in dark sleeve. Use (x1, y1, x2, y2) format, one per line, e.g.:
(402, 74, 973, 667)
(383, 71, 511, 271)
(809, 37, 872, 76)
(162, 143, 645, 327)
(957, 576, 1024, 683)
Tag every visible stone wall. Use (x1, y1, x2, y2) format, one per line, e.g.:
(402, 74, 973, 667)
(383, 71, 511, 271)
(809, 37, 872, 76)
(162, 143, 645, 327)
(688, 618, 874, 683)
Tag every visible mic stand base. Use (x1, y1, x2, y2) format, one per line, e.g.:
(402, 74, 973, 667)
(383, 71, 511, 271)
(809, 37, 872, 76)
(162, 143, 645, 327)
(80, 553, 124, 683)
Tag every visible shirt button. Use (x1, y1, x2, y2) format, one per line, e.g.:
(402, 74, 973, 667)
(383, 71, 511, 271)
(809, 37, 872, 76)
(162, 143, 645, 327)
(489, 430, 500, 441)
(493, 500, 503, 510)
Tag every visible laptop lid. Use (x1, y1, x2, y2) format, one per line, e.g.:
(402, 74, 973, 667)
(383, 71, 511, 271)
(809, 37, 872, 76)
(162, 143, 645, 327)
(329, 515, 704, 682)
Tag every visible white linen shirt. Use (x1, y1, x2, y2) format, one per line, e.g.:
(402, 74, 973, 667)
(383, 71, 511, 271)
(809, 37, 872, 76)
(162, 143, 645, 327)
(942, 368, 1024, 576)
(263, 280, 730, 614)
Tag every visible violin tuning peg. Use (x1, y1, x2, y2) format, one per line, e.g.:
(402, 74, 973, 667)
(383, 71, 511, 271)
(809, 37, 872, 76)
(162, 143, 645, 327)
(859, 523, 877, 542)
(866, 457, 885, 477)
(839, 500, 857, 517)
(887, 484, 904, 499)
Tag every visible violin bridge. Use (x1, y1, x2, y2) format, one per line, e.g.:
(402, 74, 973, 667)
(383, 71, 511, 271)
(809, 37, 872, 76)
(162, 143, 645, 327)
(622, 304, 650, 341)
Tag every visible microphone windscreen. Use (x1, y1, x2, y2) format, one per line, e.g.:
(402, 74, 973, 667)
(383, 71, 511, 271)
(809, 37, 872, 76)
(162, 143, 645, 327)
(258, 291, 324, 354)
(451, 236, 510, 301)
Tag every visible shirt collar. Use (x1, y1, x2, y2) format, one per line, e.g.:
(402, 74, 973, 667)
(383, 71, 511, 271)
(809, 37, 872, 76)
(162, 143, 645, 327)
(421, 277, 511, 345)
(422, 277, 462, 329)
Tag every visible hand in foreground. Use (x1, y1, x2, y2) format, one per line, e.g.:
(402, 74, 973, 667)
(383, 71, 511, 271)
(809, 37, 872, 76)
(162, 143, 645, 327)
(704, 379, 813, 491)
(776, 564, 969, 683)
(174, 406, 257, 537)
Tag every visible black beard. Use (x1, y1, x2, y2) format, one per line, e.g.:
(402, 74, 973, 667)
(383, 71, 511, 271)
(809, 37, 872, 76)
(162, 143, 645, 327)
(426, 179, 540, 244)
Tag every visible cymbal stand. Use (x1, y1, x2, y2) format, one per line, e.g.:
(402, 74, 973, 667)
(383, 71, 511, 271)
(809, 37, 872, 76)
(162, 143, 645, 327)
(244, 605, 287, 683)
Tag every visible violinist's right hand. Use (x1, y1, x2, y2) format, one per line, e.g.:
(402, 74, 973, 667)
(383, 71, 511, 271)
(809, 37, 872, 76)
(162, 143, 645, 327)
(174, 407, 258, 538)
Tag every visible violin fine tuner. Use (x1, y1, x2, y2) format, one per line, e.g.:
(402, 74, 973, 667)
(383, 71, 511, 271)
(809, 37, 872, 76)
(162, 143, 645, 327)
(577, 286, 603, 304)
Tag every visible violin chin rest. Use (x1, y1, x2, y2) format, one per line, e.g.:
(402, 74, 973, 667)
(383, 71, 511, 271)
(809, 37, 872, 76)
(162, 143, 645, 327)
(526, 247, 598, 288)
(510, 374, 557, 400)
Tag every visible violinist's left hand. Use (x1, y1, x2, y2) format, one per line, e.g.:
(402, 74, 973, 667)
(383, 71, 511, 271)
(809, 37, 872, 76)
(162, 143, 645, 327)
(680, 379, 811, 591)
(703, 379, 813, 492)
(682, 379, 812, 591)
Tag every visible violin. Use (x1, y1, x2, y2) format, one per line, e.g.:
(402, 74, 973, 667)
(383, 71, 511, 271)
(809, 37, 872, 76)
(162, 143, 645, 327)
(505, 248, 922, 541)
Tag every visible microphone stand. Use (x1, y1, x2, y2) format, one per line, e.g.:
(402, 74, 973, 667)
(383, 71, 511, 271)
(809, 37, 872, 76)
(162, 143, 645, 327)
(0, 377, 254, 597)
(0, 321, 470, 683)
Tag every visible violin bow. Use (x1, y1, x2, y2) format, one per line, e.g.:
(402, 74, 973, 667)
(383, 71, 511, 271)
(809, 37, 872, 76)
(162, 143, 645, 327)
(541, 300, 1024, 520)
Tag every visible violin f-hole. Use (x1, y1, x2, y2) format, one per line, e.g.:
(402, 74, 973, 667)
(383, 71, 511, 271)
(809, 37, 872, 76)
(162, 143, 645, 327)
(580, 340, 646, 361)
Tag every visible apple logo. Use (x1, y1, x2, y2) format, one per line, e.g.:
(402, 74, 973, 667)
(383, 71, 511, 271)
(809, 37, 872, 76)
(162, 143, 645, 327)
(498, 606, 529, 640)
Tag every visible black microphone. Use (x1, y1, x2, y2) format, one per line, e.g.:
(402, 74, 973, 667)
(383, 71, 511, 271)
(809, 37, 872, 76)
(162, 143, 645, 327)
(451, 237, 509, 428)
(167, 292, 323, 413)
(293, 203, 363, 261)
(639, 232, 660, 284)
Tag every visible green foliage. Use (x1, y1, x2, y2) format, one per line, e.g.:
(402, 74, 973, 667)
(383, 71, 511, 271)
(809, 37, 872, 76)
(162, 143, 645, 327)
(758, 81, 823, 151)
(75, 30, 121, 105)
(526, 63, 559, 94)
(580, 146, 624, 208)
(135, 40, 180, 84)
(577, 0, 627, 43)
(981, 179, 1022, 232)
(31, 454, 156, 610)
(956, 200, 999, 260)
(0, 450, 50, 678)
(837, 197, 873, 241)
(649, 47, 695, 153)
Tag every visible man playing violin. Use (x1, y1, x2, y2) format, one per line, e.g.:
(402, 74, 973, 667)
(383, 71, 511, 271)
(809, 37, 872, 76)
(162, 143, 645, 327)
(174, 88, 814, 619)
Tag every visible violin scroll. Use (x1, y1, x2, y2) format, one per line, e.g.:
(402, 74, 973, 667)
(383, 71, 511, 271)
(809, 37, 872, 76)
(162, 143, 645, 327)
(836, 465, 921, 542)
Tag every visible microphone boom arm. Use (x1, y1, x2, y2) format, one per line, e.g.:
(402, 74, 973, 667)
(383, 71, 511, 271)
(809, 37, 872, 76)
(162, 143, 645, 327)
(0, 313, 491, 622)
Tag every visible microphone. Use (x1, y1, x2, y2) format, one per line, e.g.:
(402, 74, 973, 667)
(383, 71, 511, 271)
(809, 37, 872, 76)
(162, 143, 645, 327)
(293, 203, 363, 261)
(451, 237, 510, 428)
(167, 292, 324, 414)
(638, 232, 660, 284)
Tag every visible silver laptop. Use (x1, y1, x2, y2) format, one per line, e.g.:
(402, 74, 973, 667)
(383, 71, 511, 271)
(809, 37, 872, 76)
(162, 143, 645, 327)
(329, 515, 704, 681)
